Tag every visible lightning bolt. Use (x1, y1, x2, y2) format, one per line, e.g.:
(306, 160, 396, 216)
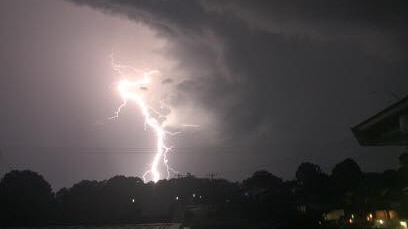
(109, 56, 178, 183)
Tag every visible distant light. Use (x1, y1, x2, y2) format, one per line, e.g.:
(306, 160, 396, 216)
(401, 221, 407, 228)
(349, 219, 353, 224)
(176, 196, 179, 200)
(367, 213, 373, 221)
(351, 214, 355, 219)
(199, 195, 202, 199)
(132, 198, 135, 203)
(378, 219, 384, 224)
(192, 193, 196, 198)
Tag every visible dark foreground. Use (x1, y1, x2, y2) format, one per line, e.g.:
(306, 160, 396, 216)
(2, 154, 408, 229)
(2, 225, 181, 229)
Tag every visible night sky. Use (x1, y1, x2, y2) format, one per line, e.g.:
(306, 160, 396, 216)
(0, 0, 407, 190)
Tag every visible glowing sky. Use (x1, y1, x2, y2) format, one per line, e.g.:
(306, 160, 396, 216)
(0, 0, 407, 189)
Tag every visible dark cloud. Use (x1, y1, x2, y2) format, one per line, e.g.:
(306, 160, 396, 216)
(66, 0, 408, 178)
(1, 0, 406, 186)
(69, 0, 408, 58)
(68, 1, 407, 127)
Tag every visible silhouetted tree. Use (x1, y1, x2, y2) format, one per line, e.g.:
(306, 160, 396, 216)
(295, 162, 330, 200)
(56, 180, 101, 224)
(100, 176, 143, 222)
(332, 158, 362, 192)
(330, 158, 364, 213)
(0, 155, 405, 228)
(399, 153, 408, 185)
(398, 152, 408, 217)
(295, 162, 332, 224)
(296, 162, 322, 187)
(383, 169, 399, 188)
(243, 170, 283, 190)
(399, 153, 408, 167)
(0, 170, 55, 226)
(56, 176, 144, 224)
(241, 170, 295, 227)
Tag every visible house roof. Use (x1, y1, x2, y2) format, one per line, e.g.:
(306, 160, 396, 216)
(352, 95, 408, 146)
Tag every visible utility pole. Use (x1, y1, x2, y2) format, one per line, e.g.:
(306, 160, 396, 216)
(207, 172, 217, 181)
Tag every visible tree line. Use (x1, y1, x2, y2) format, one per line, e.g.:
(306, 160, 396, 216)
(1, 153, 408, 228)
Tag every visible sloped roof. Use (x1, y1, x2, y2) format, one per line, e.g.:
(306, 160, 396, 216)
(352, 96, 408, 146)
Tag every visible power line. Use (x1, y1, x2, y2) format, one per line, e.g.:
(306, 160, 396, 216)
(0, 145, 254, 154)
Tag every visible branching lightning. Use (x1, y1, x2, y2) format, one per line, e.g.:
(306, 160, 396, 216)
(109, 56, 178, 183)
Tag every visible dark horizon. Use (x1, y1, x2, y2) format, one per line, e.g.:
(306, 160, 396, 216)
(1, 154, 408, 228)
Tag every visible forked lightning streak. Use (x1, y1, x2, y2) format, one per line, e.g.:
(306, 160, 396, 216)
(109, 58, 177, 183)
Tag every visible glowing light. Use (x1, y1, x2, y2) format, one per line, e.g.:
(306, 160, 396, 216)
(400, 221, 407, 228)
(110, 56, 178, 183)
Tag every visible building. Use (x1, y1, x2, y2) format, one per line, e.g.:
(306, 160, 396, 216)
(352, 96, 408, 146)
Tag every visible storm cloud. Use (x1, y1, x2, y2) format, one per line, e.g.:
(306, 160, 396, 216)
(1, 0, 407, 188)
(67, 1, 407, 146)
